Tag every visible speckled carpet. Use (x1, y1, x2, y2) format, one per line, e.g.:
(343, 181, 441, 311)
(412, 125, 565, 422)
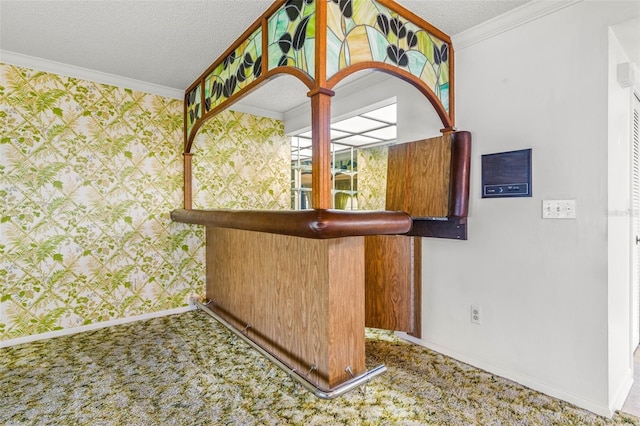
(1, 309, 638, 425)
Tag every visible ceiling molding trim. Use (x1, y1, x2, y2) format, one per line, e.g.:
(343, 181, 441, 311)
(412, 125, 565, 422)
(452, 0, 582, 50)
(0, 50, 183, 100)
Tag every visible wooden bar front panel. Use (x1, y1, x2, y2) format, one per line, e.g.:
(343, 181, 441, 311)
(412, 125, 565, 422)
(205, 227, 365, 390)
(364, 235, 420, 335)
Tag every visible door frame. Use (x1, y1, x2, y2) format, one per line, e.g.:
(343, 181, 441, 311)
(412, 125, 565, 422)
(632, 91, 640, 353)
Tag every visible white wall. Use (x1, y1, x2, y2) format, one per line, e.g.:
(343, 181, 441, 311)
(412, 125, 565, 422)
(405, 0, 638, 417)
(282, 0, 639, 416)
(608, 26, 637, 409)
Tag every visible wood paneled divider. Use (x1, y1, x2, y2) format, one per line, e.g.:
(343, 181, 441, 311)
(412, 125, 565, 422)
(364, 131, 471, 336)
(364, 235, 421, 336)
(386, 134, 452, 217)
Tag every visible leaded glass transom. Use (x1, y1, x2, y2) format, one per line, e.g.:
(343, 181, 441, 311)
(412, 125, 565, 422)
(267, 0, 316, 78)
(204, 27, 263, 114)
(326, 0, 450, 112)
(186, 85, 201, 139)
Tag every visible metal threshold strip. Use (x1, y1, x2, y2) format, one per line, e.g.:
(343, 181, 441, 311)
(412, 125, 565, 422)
(195, 300, 387, 399)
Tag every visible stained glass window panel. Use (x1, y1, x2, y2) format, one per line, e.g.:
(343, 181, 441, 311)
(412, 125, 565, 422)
(326, 0, 450, 112)
(204, 27, 263, 113)
(267, 0, 316, 78)
(186, 85, 201, 139)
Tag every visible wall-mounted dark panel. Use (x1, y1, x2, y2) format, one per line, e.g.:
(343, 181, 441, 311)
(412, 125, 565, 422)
(406, 218, 467, 240)
(481, 148, 532, 198)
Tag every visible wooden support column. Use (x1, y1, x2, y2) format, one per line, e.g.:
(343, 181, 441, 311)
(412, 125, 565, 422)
(183, 152, 193, 210)
(309, 0, 333, 210)
(309, 88, 334, 209)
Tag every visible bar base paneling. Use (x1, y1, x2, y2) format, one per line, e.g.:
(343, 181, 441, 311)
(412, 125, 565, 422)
(364, 235, 421, 337)
(205, 227, 365, 390)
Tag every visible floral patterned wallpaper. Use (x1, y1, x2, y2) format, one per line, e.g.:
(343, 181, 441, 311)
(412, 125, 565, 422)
(0, 63, 289, 341)
(192, 110, 290, 210)
(357, 145, 388, 210)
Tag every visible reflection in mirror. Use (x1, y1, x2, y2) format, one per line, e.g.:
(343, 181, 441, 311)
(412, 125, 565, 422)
(291, 103, 397, 211)
(190, 72, 442, 212)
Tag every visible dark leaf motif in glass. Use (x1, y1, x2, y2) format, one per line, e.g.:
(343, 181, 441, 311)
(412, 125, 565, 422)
(222, 75, 238, 98)
(387, 45, 408, 67)
(433, 43, 448, 65)
(187, 89, 198, 106)
(278, 55, 289, 67)
(243, 53, 254, 67)
(253, 55, 262, 78)
(204, 97, 211, 111)
(223, 51, 237, 70)
(236, 63, 247, 83)
(292, 15, 311, 51)
(376, 14, 389, 36)
(390, 17, 406, 39)
(279, 33, 293, 54)
(337, 0, 352, 19)
(407, 30, 418, 48)
(440, 44, 448, 63)
(211, 81, 223, 100)
(285, 0, 304, 21)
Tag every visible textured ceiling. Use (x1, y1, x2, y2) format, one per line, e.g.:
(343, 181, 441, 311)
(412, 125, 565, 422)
(0, 0, 530, 93)
(2, 1, 639, 117)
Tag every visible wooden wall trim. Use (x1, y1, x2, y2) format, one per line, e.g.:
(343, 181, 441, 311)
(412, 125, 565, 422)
(409, 236, 422, 338)
(183, 153, 193, 210)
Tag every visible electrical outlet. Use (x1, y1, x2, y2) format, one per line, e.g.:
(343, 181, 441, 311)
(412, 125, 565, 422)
(471, 305, 481, 325)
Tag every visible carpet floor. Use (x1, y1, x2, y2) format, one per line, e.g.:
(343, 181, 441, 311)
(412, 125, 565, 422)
(1, 309, 638, 425)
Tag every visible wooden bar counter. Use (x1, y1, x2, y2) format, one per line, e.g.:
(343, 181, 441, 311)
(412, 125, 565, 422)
(171, 208, 412, 391)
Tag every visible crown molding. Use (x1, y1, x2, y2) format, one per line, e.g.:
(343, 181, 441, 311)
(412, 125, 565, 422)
(452, 0, 583, 50)
(0, 50, 183, 100)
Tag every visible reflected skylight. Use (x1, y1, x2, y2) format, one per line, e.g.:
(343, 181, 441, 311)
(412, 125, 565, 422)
(361, 104, 396, 123)
(292, 102, 397, 153)
(363, 125, 397, 140)
(331, 116, 385, 133)
(334, 135, 381, 146)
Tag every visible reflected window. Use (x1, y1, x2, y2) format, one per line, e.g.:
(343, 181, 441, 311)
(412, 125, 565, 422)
(291, 103, 397, 210)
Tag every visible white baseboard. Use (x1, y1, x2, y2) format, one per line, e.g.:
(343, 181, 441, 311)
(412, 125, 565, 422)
(0, 305, 196, 349)
(396, 332, 616, 418)
(612, 372, 635, 413)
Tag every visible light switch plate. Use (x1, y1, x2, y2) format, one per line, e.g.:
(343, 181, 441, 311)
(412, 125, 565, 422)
(542, 200, 576, 219)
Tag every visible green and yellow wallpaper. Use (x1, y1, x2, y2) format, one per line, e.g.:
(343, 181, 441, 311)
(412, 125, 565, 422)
(357, 145, 388, 211)
(192, 110, 290, 210)
(0, 63, 289, 341)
